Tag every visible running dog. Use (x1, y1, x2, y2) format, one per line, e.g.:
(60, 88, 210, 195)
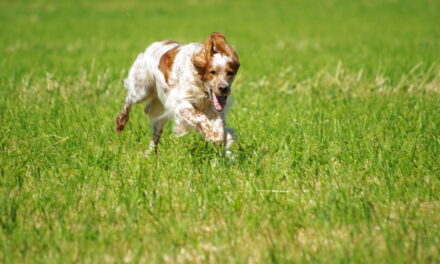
(115, 33, 240, 156)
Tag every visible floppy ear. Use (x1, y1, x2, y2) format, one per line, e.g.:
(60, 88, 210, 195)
(192, 32, 238, 77)
(205, 32, 229, 56)
(192, 33, 226, 77)
(192, 48, 210, 81)
(192, 48, 207, 77)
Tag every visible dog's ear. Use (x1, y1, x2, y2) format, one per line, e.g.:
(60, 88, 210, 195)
(206, 32, 239, 63)
(192, 33, 227, 77)
(193, 33, 239, 78)
(205, 32, 229, 56)
(192, 49, 207, 74)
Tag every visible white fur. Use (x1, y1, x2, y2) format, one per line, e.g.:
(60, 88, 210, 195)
(211, 53, 232, 68)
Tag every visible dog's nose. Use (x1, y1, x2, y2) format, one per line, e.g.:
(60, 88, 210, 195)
(219, 85, 230, 94)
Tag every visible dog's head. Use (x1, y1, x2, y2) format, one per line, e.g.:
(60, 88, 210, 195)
(192, 32, 240, 112)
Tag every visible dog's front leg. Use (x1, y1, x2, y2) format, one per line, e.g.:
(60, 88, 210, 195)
(224, 128, 235, 157)
(177, 103, 225, 145)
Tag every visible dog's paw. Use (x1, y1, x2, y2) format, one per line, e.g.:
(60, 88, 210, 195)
(225, 149, 236, 160)
(115, 123, 125, 134)
(142, 150, 152, 158)
(142, 146, 158, 158)
(204, 132, 224, 145)
(115, 113, 129, 134)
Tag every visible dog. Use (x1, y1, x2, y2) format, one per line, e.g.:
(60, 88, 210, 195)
(115, 32, 240, 156)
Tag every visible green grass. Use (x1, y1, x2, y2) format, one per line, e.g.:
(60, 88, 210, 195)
(1, 0, 440, 263)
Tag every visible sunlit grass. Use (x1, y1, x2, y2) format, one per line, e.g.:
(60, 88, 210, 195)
(1, 0, 440, 263)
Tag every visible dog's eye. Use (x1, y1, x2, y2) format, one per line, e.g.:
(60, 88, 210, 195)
(227, 71, 234, 76)
(209, 70, 217, 75)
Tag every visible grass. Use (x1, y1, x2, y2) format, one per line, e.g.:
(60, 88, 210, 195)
(1, 0, 440, 263)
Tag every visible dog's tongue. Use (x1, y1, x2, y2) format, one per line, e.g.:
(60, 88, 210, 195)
(212, 94, 227, 111)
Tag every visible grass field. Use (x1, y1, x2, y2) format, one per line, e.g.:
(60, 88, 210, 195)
(1, 0, 440, 263)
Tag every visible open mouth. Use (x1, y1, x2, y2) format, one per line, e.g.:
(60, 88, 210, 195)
(209, 89, 227, 112)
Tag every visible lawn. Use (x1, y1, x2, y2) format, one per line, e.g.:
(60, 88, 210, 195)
(1, 0, 440, 263)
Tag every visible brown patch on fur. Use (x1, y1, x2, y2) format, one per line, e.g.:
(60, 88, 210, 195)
(158, 46, 180, 84)
(192, 32, 240, 80)
(227, 60, 240, 73)
(164, 40, 178, 45)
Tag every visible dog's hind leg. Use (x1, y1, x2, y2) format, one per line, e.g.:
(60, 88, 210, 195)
(115, 91, 149, 133)
(145, 118, 167, 156)
(115, 99, 132, 133)
(116, 55, 155, 133)
(144, 98, 167, 156)
(116, 68, 154, 133)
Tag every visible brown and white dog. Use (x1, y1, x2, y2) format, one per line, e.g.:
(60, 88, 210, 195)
(115, 33, 240, 156)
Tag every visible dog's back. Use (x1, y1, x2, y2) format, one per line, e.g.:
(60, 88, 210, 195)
(123, 41, 181, 101)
